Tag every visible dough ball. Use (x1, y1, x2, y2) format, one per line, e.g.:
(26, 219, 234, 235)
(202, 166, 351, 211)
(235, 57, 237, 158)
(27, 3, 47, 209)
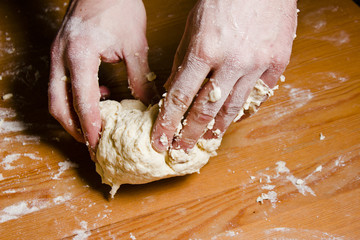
(96, 100, 221, 197)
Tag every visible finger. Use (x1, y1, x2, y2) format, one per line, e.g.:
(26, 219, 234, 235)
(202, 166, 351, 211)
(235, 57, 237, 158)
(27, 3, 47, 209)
(99, 85, 110, 100)
(202, 71, 266, 140)
(48, 44, 84, 143)
(260, 65, 284, 88)
(124, 38, 158, 105)
(151, 57, 211, 152)
(163, 24, 192, 91)
(66, 48, 101, 160)
(172, 68, 242, 150)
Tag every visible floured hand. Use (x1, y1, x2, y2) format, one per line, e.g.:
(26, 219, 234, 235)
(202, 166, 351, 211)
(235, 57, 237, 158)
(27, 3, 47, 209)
(48, 0, 156, 160)
(151, 0, 298, 152)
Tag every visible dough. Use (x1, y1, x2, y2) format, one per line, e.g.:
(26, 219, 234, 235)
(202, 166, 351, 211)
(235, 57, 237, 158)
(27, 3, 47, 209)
(96, 100, 221, 197)
(96, 79, 275, 197)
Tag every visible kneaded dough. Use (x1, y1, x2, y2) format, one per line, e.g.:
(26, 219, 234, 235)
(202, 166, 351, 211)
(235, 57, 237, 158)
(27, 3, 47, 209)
(96, 100, 221, 197)
(96, 79, 275, 197)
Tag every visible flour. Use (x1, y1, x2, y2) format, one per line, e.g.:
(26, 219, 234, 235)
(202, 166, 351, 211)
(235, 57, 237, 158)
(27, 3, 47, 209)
(0, 195, 71, 224)
(256, 191, 278, 208)
(72, 221, 91, 240)
(280, 75, 286, 82)
(315, 165, 322, 172)
(52, 160, 79, 180)
(0, 120, 28, 134)
(129, 233, 137, 240)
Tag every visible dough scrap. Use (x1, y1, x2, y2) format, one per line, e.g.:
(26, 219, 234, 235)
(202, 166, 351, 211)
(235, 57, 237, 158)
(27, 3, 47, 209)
(96, 78, 276, 197)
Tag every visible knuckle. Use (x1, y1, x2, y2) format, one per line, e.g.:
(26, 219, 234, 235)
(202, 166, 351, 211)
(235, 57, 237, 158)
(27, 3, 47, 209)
(167, 89, 192, 112)
(270, 55, 288, 73)
(195, 112, 214, 124)
(221, 103, 241, 117)
(191, 107, 216, 124)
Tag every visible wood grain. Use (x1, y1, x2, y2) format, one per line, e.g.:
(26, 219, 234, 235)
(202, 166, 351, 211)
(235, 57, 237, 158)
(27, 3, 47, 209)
(0, 0, 359, 239)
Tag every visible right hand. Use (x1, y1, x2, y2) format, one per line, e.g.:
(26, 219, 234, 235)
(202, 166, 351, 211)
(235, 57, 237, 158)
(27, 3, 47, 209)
(48, 0, 156, 160)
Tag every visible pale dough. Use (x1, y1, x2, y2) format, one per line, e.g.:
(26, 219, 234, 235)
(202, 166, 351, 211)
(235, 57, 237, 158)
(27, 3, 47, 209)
(96, 79, 276, 197)
(96, 100, 221, 197)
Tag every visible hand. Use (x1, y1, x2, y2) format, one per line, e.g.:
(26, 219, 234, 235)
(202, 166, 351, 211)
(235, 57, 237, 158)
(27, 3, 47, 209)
(48, 0, 156, 160)
(151, 0, 297, 152)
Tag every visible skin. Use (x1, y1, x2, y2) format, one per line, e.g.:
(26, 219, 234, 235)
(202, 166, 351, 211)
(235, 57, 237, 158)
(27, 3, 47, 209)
(151, 0, 298, 152)
(49, 0, 297, 158)
(48, 0, 156, 160)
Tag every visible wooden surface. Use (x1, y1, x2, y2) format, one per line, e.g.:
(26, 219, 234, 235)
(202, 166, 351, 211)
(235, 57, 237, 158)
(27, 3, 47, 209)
(0, 0, 360, 239)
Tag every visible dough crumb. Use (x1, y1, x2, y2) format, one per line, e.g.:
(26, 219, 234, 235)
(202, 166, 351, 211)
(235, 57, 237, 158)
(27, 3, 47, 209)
(319, 132, 325, 140)
(233, 79, 276, 122)
(2, 93, 13, 101)
(207, 119, 215, 130)
(296, 179, 304, 185)
(315, 165, 323, 172)
(146, 72, 156, 82)
(60, 76, 68, 82)
(208, 83, 221, 102)
(280, 75, 286, 82)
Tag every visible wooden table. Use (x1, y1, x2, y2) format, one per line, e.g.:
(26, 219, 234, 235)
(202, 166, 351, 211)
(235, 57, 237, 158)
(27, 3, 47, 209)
(1, 0, 359, 239)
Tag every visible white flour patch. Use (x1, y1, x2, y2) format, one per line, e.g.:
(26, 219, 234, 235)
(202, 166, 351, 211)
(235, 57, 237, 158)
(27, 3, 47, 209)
(3, 189, 17, 194)
(53, 194, 72, 204)
(261, 185, 276, 190)
(0, 194, 71, 224)
(0, 107, 17, 118)
(257, 191, 278, 208)
(129, 232, 136, 240)
(256, 161, 318, 206)
(1, 153, 42, 170)
(273, 85, 313, 119)
(1, 153, 23, 170)
(289, 88, 314, 108)
(211, 229, 242, 239)
(264, 227, 344, 240)
(325, 72, 349, 82)
(286, 175, 316, 196)
(52, 160, 79, 180)
(73, 220, 91, 240)
(0, 173, 4, 180)
(315, 165, 323, 172)
(335, 156, 346, 167)
(320, 30, 350, 46)
(0, 120, 29, 134)
(3, 135, 41, 145)
(275, 161, 316, 196)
